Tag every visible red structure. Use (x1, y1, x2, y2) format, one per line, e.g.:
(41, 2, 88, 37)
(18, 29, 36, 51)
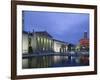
(79, 32, 89, 65)
(79, 32, 89, 50)
(80, 38, 89, 47)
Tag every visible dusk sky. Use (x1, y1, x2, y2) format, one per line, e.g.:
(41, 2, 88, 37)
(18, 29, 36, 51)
(23, 11, 89, 44)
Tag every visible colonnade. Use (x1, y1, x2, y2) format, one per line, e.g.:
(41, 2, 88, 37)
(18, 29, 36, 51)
(36, 36, 53, 52)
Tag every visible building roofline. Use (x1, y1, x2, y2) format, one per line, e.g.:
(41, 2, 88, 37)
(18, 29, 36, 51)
(35, 31, 52, 38)
(22, 31, 33, 36)
(53, 39, 68, 44)
(23, 31, 68, 45)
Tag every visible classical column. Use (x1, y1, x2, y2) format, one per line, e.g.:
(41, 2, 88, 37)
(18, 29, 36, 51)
(48, 39, 51, 51)
(43, 38, 46, 51)
(40, 37, 43, 51)
(51, 40, 54, 52)
(42, 38, 44, 51)
(46, 38, 48, 51)
(40, 37, 42, 51)
(36, 36, 39, 51)
(38, 37, 41, 51)
(47, 39, 49, 51)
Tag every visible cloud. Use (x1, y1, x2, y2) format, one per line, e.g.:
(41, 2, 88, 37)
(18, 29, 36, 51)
(23, 11, 89, 44)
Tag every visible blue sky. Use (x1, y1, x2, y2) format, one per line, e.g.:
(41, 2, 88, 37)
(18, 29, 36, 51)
(23, 11, 89, 44)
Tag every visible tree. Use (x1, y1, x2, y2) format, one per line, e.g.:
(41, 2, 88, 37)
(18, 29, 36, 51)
(68, 44, 75, 51)
(28, 46, 33, 53)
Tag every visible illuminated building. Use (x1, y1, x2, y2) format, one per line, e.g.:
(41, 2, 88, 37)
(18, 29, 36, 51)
(22, 31, 53, 53)
(22, 30, 68, 68)
(79, 32, 89, 51)
(22, 30, 68, 53)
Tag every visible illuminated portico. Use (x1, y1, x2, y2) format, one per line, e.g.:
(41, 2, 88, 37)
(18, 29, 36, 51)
(22, 30, 68, 53)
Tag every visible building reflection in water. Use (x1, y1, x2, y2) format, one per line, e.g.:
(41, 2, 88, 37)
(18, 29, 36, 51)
(22, 30, 89, 69)
(22, 52, 89, 68)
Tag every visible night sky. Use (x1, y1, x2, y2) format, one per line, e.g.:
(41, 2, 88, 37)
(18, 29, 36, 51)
(23, 11, 89, 44)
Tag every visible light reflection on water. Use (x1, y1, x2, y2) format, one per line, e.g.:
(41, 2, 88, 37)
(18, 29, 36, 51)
(22, 55, 89, 69)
